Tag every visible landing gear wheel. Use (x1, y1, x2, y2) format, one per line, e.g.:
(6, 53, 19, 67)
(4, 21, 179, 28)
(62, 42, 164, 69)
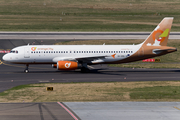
(24, 69, 29, 73)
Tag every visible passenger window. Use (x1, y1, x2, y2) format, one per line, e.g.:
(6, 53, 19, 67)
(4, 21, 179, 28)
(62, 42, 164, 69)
(66, 51, 68, 53)
(31, 51, 33, 53)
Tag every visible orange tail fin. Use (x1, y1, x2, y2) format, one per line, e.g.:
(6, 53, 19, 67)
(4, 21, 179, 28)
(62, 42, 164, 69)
(142, 17, 173, 46)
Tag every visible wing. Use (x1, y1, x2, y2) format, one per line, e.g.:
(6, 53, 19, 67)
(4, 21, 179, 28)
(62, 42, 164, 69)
(52, 55, 108, 63)
(75, 55, 107, 63)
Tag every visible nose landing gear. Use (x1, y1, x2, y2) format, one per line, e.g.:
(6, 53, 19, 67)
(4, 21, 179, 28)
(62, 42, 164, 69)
(24, 64, 29, 73)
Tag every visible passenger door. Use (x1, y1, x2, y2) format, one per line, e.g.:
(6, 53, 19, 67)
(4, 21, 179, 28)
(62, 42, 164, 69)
(24, 47, 30, 58)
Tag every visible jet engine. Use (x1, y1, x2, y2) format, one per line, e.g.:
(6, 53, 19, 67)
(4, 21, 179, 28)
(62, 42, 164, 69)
(57, 61, 81, 70)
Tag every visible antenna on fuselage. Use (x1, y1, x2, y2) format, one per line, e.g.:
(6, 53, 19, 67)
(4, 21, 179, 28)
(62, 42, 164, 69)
(103, 43, 105, 45)
(27, 43, 29, 46)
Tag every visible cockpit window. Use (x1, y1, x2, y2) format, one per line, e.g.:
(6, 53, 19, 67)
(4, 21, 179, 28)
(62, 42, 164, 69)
(10, 50, 18, 53)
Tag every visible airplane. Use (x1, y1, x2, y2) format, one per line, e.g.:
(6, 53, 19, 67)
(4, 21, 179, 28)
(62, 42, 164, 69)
(2, 17, 177, 73)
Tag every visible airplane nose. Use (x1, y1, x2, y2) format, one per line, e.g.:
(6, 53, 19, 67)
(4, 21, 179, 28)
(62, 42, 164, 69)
(2, 54, 8, 61)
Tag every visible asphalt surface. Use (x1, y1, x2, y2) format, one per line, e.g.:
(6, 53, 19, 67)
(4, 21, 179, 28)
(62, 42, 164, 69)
(65, 102, 180, 120)
(0, 32, 180, 40)
(1, 102, 180, 120)
(0, 32, 180, 50)
(0, 102, 79, 120)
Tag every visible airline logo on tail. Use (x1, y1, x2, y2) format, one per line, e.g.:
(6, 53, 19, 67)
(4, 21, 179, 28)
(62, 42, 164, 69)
(147, 28, 169, 46)
(152, 28, 169, 46)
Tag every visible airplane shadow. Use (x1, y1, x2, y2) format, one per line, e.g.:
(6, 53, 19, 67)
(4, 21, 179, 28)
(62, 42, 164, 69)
(14, 68, 180, 76)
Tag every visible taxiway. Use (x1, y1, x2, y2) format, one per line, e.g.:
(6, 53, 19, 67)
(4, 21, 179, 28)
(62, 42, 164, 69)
(1, 53, 180, 93)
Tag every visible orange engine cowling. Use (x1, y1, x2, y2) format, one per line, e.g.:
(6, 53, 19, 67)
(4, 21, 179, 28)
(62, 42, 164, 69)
(57, 61, 80, 70)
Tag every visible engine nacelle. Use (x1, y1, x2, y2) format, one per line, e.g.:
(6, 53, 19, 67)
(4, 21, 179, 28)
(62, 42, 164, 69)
(52, 64, 57, 68)
(57, 61, 81, 70)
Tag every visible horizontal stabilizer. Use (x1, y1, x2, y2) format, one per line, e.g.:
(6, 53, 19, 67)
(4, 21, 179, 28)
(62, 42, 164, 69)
(153, 48, 177, 54)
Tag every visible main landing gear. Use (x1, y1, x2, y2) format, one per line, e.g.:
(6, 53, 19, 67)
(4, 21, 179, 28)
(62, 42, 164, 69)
(80, 63, 90, 73)
(24, 64, 29, 73)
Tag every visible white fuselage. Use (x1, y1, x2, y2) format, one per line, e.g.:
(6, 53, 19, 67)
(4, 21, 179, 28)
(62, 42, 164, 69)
(3, 44, 141, 64)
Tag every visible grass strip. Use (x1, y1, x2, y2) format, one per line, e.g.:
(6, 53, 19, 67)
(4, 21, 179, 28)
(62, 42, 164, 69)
(1, 0, 180, 31)
(1, 81, 180, 102)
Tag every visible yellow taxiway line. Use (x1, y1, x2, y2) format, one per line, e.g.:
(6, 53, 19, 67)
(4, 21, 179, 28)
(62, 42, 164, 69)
(174, 106, 180, 110)
(0, 60, 3, 65)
